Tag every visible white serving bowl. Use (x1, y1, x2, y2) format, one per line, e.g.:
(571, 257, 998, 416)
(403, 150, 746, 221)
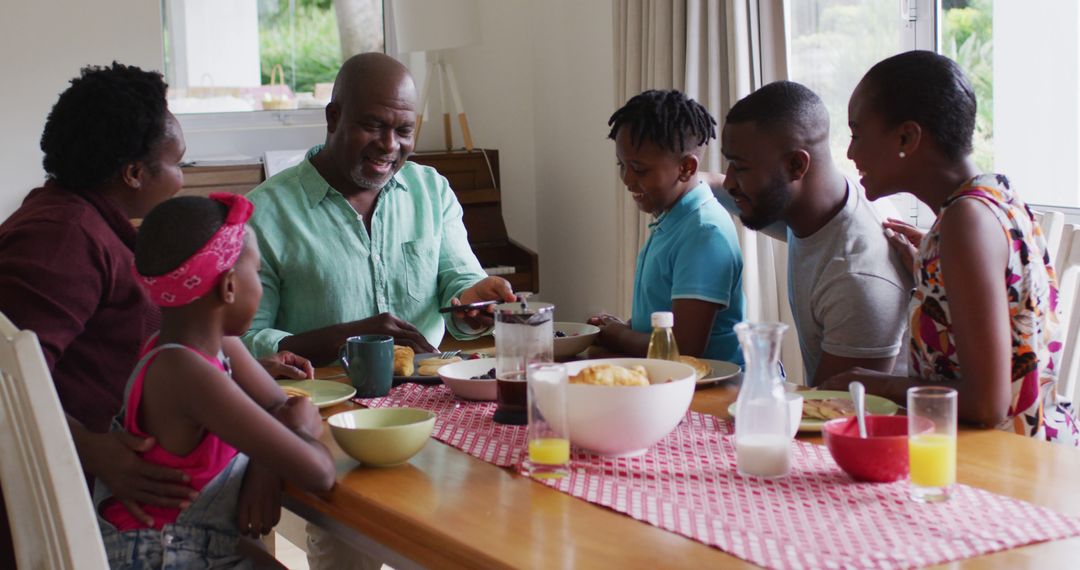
(553, 322, 600, 359)
(536, 358, 696, 457)
(438, 358, 497, 401)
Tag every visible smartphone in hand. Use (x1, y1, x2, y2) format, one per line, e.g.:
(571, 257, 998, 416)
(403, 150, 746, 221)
(438, 299, 500, 314)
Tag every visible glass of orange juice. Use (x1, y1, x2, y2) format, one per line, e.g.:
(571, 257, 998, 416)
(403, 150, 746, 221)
(907, 386, 957, 502)
(525, 363, 570, 478)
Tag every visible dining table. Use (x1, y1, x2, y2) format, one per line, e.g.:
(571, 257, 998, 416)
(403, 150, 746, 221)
(282, 339, 1080, 569)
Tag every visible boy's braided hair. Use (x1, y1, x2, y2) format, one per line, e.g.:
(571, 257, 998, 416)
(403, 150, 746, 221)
(607, 89, 717, 153)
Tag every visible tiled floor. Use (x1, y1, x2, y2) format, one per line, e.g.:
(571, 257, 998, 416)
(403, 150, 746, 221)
(274, 533, 309, 570)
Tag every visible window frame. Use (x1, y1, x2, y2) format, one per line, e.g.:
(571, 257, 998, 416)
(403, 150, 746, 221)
(164, 0, 394, 131)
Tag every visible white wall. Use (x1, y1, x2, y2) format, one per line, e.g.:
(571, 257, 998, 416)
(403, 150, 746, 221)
(412, 0, 617, 318)
(435, 0, 540, 253)
(527, 0, 618, 322)
(0, 0, 164, 220)
(994, 1, 1080, 207)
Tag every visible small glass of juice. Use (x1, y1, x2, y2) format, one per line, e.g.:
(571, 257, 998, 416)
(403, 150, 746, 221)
(907, 386, 957, 502)
(525, 362, 570, 479)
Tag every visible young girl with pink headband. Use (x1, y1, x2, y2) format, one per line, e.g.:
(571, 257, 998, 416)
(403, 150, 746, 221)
(94, 193, 336, 567)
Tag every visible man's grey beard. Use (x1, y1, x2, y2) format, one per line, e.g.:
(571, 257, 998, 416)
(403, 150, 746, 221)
(349, 166, 394, 190)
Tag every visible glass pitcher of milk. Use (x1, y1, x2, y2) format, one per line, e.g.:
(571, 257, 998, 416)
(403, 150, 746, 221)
(733, 322, 792, 478)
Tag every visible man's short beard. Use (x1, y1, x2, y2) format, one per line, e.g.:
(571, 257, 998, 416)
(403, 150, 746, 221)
(739, 174, 792, 230)
(349, 167, 393, 190)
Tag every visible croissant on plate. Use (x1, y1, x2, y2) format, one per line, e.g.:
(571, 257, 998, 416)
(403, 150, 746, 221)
(393, 345, 415, 376)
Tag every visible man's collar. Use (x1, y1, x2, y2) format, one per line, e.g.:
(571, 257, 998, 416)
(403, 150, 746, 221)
(299, 145, 408, 208)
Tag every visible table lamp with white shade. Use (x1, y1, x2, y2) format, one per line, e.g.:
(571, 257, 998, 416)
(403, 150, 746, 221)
(390, 0, 481, 151)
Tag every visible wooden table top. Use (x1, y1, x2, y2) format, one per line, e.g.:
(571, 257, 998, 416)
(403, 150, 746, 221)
(286, 344, 1080, 569)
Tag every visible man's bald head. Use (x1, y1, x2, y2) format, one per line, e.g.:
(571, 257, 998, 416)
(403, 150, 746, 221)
(318, 52, 419, 194)
(725, 81, 830, 151)
(331, 52, 414, 104)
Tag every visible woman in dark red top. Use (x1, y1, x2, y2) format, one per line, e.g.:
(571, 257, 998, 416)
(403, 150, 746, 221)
(0, 63, 308, 564)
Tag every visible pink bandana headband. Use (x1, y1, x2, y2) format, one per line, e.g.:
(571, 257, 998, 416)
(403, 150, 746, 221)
(136, 193, 255, 307)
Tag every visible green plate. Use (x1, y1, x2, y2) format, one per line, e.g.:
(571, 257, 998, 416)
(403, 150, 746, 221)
(277, 379, 357, 409)
(728, 390, 899, 432)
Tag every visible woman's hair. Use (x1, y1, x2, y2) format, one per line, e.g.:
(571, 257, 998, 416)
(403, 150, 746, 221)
(40, 62, 169, 190)
(135, 197, 229, 277)
(861, 51, 976, 161)
(607, 89, 717, 154)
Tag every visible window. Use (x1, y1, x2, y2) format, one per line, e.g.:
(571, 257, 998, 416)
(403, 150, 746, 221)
(786, 0, 1080, 214)
(163, 0, 384, 115)
(944, 1, 1080, 212)
(787, 0, 907, 179)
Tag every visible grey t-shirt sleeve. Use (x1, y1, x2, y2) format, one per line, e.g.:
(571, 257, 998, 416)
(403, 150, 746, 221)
(814, 271, 908, 359)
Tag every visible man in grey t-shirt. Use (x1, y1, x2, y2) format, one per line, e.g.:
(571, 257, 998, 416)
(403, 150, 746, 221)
(707, 81, 912, 386)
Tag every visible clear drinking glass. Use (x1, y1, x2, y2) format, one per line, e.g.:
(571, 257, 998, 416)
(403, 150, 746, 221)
(907, 386, 958, 502)
(525, 362, 570, 479)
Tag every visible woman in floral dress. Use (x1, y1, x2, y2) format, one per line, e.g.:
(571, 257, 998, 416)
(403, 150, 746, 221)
(821, 51, 1077, 446)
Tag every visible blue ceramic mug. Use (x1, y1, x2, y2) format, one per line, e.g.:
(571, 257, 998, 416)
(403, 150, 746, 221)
(340, 334, 394, 398)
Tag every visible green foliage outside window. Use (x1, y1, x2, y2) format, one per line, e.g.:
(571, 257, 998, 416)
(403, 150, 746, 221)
(259, 1, 342, 94)
(942, 0, 993, 171)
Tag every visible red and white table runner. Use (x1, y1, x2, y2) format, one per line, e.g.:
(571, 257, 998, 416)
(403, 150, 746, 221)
(361, 384, 1080, 569)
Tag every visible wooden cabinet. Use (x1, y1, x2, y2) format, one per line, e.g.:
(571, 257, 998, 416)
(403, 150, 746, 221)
(179, 149, 539, 293)
(178, 164, 265, 197)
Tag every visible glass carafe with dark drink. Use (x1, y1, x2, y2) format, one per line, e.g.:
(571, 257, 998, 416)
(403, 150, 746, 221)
(493, 301, 554, 425)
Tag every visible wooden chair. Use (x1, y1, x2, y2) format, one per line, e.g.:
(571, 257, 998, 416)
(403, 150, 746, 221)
(1054, 224, 1080, 402)
(0, 312, 109, 569)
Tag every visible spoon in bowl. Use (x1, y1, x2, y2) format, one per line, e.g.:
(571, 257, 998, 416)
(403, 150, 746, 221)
(850, 381, 868, 438)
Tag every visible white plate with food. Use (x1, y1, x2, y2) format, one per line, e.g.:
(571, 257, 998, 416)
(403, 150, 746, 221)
(277, 380, 356, 409)
(392, 346, 461, 384)
(677, 356, 741, 386)
(727, 390, 899, 432)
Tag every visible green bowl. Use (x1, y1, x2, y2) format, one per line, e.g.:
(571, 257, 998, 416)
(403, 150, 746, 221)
(328, 408, 436, 467)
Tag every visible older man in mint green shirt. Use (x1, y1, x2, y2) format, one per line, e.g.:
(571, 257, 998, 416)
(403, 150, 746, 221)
(241, 53, 513, 366)
(242, 145, 489, 358)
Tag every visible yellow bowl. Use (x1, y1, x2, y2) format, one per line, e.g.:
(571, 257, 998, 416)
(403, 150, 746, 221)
(327, 408, 436, 467)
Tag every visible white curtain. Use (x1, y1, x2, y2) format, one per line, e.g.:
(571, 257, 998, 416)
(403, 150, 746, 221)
(612, 0, 805, 384)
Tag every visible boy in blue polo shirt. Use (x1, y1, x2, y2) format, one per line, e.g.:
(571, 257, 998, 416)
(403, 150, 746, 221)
(588, 90, 745, 364)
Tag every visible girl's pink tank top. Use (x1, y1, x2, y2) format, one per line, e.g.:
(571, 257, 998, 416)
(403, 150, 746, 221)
(100, 338, 238, 531)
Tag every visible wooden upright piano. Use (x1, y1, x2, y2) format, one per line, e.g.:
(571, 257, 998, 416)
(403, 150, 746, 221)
(179, 149, 539, 293)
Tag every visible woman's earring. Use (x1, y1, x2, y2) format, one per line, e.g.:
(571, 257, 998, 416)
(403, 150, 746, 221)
(898, 151, 906, 159)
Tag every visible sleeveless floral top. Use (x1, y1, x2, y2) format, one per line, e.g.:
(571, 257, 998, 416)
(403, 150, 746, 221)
(909, 174, 1078, 446)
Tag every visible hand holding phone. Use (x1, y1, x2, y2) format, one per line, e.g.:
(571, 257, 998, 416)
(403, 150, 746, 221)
(438, 299, 499, 314)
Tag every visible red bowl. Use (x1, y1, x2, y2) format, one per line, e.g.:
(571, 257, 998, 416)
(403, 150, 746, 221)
(823, 415, 930, 483)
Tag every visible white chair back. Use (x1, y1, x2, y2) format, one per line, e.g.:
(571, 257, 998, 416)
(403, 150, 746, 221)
(0, 312, 108, 569)
(1054, 224, 1080, 403)
(1033, 209, 1066, 262)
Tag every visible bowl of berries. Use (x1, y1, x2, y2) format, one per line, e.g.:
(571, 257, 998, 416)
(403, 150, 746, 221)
(553, 322, 600, 359)
(438, 358, 497, 401)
